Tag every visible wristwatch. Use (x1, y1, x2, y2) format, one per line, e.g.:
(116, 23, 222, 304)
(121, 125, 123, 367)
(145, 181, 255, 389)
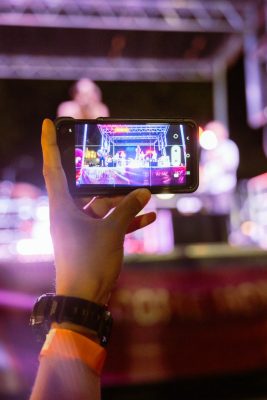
(29, 293, 113, 347)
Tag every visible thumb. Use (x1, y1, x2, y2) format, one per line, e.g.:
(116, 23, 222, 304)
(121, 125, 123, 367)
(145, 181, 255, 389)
(41, 118, 72, 207)
(108, 189, 152, 232)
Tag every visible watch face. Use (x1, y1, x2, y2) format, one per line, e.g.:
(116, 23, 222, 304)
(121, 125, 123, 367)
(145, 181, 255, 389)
(30, 294, 112, 346)
(29, 294, 54, 341)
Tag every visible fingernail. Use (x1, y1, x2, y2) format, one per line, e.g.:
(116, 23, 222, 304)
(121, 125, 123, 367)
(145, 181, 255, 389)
(135, 189, 151, 205)
(42, 118, 50, 131)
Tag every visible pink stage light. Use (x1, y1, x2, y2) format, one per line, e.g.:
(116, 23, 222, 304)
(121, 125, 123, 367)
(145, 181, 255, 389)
(0, 289, 35, 310)
(114, 126, 129, 133)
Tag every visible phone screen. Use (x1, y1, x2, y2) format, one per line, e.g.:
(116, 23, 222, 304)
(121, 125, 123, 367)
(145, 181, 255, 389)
(57, 119, 199, 195)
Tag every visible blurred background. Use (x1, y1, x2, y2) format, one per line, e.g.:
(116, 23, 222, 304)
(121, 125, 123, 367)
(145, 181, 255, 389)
(0, 0, 267, 399)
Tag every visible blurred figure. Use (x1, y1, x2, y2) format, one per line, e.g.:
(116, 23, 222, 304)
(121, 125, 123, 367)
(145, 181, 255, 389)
(72, 78, 102, 106)
(57, 78, 110, 119)
(57, 101, 81, 119)
(199, 120, 239, 214)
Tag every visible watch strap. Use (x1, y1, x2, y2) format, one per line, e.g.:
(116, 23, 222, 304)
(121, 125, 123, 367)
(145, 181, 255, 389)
(30, 294, 113, 347)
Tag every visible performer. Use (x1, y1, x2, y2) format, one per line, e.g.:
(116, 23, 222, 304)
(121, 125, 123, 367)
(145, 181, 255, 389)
(151, 150, 158, 166)
(120, 151, 126, 167)
(97, 147, 107, 167)
(199, 120, 239, 214)
(57, 78, 110, 119)
(135, 145, 142, 160)
(140, 150, 145, 166)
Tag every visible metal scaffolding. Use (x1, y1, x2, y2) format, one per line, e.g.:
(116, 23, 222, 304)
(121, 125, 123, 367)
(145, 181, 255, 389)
(0, 0, 257, 81)
(0, 0, 247, 33)
(0, 55, 213, 81)
(0, 0, 265, 128)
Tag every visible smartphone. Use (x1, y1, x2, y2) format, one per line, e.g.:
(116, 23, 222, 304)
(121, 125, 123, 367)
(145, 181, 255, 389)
(56, 117, 199, 196)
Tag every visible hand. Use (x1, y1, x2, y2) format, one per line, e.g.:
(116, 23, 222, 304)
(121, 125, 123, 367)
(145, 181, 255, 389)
(41, 119, 156, 305)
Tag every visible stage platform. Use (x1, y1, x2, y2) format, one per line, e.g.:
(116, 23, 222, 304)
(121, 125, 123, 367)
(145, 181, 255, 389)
(0, 243, 267, 398)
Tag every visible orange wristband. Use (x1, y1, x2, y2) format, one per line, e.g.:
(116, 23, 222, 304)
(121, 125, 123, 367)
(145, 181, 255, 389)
(39, 328, 106, 376)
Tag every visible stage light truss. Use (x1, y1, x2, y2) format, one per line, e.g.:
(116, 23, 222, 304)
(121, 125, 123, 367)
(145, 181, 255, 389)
(0, 0, 260, 81)
(0, 54, 214, 81)
(98, 124, 169, 136)
(98, 124, 169, 148)
(0, 0, 248, 33)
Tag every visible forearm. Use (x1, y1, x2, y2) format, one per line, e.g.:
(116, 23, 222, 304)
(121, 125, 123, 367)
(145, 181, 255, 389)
(30, 324, 105, 400)
(30, 354, 101, 400)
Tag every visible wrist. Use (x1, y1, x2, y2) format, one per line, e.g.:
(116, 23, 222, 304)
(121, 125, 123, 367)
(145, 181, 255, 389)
(40, 328, 106, 375)
(51, 322, 99, 344)
(56, 281, 111, 306)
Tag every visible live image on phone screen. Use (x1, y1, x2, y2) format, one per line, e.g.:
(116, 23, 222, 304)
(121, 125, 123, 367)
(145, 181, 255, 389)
(74, 122, 192, 187)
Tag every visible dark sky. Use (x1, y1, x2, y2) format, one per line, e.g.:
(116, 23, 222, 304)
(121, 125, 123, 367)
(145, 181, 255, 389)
(0, 54, 265, 188)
